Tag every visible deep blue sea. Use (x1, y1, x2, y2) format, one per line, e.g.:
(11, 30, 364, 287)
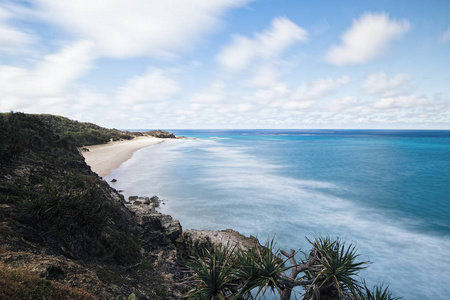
(106, 130, 450, 299)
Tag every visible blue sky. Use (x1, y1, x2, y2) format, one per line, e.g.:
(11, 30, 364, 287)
(1, 0, 449, 129)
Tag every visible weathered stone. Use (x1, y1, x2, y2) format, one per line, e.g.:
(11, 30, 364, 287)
(110, 178, 117, 182)
(177, 229, 261, 258)
(150, 195, 160, 207)
(128, 196, 138, 201)
(126, 203, 183, 246)
(133, 201, 142, 206)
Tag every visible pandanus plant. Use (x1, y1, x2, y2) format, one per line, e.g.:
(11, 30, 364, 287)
(186, 236, 400, 300)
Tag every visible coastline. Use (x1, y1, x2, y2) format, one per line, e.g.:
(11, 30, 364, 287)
(81, 136, 165, 178)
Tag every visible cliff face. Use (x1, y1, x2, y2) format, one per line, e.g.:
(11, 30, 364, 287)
(0, 113, 259, 299)
(0, 113, 187, 298)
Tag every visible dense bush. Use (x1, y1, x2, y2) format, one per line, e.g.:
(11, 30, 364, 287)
(35, 114, 134, 146)
(0, 112, 142, 265)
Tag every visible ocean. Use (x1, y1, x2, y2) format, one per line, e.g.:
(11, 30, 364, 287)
(105, 130, 450, 299)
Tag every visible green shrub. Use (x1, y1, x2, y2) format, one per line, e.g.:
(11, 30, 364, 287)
(20, 183, 109, 237)
(100, 229, 142, 265)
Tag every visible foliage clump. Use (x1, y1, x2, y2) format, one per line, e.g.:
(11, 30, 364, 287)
(35, 113, 135, 146)
(186, 237, 400, 300)
(0, 112, 141, 265)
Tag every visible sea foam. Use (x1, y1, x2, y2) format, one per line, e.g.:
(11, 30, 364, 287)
(107, 134, 450, 299)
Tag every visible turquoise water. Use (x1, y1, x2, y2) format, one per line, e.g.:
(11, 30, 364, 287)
(106, 130, 450, 299)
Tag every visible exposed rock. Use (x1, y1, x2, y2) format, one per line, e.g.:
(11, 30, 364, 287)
(110, 178, 117, 182)
(150, 195, 160, 207)
(177, 229, 261, 258)
(126, 204, 182, 246)
(128, 196, 138, 202)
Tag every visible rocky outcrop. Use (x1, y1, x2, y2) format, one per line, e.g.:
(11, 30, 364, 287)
(125, 202, 182, 247)
(124, 197, 261, 259)
(177, 229, 261, 258)
(128, 195, 162, 207)
(146, 130, 176, 139)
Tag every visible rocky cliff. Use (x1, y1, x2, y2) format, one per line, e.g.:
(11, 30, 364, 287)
(0, 112, 259, 299)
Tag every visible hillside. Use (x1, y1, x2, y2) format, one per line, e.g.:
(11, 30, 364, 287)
(0, 112, 188, 299)
(28, 113, 175, 147)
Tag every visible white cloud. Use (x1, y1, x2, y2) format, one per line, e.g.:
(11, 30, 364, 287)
(72, 90, 109, 111)
(246, 75, 350, 112)
(0, 6, 35, 54)
(116, 68, 180, 105)
(35, 0, 254, 58)
(0, 40, 95, 112)
(191, 81, 227, 103)
(325, 13, 410, 66)
(281, 100, 314, 110)
(250, 83, 290, 105)
(245, 65, 280, 88)
(328, 96, 359, 111)
(217, 17, 308, 71)
(440, 27, 450, 43)
(373, 94, 428, 109)
(363, 72, 412, 97)
(293, 76, 350, 100)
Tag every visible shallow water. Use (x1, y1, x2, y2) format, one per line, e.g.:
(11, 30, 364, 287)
(106, 130, 450, 299)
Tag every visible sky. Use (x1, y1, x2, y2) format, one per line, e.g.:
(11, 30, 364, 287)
(0, 0, 449, 129)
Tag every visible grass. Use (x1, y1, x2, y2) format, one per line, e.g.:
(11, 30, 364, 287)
(0, 266, 99, 300)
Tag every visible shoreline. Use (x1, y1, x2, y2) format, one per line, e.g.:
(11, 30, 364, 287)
(81, 136, 165, 178)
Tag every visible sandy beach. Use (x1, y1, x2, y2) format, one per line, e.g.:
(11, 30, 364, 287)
(81, 136, 164, 178)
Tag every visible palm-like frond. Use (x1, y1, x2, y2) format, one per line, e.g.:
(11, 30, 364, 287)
(186, 243, 237, 300)
(304, 236, 369, 299)
(236, 239, 292, 299)
(353, 280, 401, 300)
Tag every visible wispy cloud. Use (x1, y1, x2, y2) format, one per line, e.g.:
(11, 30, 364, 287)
(363, 72, 412, 97)
(0, 41, 95, 112)
(217, 17, 308, 71)
(34, 0, 255, 59)
(325, 13, 410, 66)
(440, 26, 450, 43)
(0, 6, 36, 54)
(116, 68, 180, 105)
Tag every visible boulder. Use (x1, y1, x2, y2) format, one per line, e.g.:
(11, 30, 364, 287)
(128, 196, 138, 202)
(150, 195, 160, 207)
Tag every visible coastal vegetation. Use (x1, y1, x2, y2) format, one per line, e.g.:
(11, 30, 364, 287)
(0, 112, 184, 298)
(186, 237, 399, 300)
(0, 112, 141, 263)
(0, 112, 399, 299)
